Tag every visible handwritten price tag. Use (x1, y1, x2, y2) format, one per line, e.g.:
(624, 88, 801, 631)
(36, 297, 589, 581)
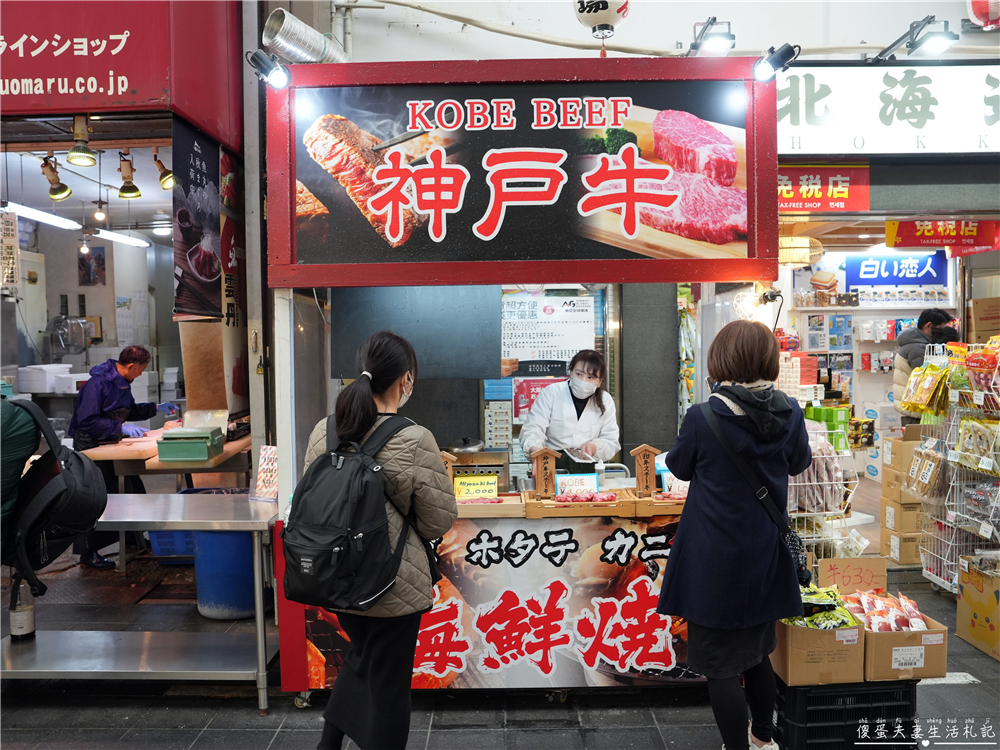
(979, 457, 995, 472)
(947, 511, 957, 524)
(817, 558, 887, 595)
(973, 391, 986, 406)
(812, 400, 822, 408)
(454, 476, 499, 500)
(949, 390, 959, 403)
(980, 521, 994, 539)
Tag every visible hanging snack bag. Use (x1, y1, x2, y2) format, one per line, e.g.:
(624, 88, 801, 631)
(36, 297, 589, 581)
(967, 346, 1000, 399)
(899, 365, 927, 412)
(947, 343, 971, 391)
(898, 593, 928, 631)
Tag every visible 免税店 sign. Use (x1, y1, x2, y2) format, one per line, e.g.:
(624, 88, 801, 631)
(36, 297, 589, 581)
(777, 164, 870, 212)
(844, 249, 949, 289)
(777, 64, 999, 155)
(267, 58, 778, 287)
(886, 220, 997, 250)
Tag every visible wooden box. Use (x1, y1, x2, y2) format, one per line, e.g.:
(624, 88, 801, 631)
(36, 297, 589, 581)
(523, 489, 636, 519)
(456, 492, 525, 519)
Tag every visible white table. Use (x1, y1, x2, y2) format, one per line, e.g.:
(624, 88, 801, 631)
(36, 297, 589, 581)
(1, 494, 278, 713)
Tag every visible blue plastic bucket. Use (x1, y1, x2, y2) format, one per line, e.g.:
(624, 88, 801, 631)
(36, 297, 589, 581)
(181, 489, 256, 620)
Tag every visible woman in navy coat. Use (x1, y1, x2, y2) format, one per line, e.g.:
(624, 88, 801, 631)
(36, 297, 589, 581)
(658, 320, 812, 750)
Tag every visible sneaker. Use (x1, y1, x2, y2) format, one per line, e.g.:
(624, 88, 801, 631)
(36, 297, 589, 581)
(749, 726, 778, 750)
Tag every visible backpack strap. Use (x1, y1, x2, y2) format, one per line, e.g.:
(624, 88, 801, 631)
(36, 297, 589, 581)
(360, 414, 415, 458)
(11, 399, 65, 470)
(699, 401, 791, 536)
(11, 471, 67, 596)
(325, 414, 338, 454)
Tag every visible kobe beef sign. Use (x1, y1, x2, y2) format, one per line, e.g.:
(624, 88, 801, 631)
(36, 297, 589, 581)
(266, 58, 778, 287)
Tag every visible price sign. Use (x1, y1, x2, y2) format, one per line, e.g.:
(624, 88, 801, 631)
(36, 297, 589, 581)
(555, 473, 599, 496)
(812, 400, 822, 408)
(454, 475, 499, 500)
(973, 391, 986, 406)
(949, 390, 959, 403)
(817, 557, 887, 595)
(979, 457, 995, 472)
(960, 557, 970, 572)
(980, 521, 994, 539)
(948, 450, 959, 462)
(947, 510, 957, 524)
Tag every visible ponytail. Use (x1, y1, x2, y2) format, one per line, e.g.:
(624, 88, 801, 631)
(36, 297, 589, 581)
(335, 330, 417, 443)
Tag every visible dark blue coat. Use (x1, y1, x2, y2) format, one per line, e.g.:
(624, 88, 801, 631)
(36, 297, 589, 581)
(69, 360, 156, 448)
(657, 396, 812, 630)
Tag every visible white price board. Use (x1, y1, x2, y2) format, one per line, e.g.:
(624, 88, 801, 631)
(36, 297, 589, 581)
(0, 211, 18, 287)
(501, 293, 595, 376)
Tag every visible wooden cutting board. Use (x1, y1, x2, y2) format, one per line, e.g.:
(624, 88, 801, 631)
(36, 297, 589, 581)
(579, 105, 749, 260)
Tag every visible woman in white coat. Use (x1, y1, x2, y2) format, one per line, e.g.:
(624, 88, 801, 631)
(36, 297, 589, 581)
(520, 350, 620, 467)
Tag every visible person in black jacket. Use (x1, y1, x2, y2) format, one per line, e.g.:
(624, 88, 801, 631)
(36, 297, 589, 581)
(657, 320, 812, 750)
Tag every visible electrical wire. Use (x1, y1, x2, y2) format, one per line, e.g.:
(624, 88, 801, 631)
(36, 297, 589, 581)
(313, 288, 330, 326)
(772, 293, 784, 333)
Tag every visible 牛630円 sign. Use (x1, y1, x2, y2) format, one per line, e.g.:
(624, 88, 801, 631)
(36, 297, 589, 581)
(267, 58, 778, 286)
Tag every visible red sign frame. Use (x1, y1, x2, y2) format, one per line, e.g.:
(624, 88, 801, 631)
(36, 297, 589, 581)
(266, 57, 778, 287)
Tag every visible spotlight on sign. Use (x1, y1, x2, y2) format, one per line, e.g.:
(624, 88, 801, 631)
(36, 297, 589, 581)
(875, 15, 959, 61)
(41, 154, 72, 202)
(752, 44, 800, 82)
(573, 0, 630, 39)
(118, 150, 141, 200)
(688, 17, 736, 57)
(246, 49, 290, 89)
(152, 147, 173, 190)
(66, 115, 97, 167)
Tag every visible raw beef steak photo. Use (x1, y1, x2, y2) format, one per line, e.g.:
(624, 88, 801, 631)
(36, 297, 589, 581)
(652, 110, 738, 187)
(633, 170, 746, 245)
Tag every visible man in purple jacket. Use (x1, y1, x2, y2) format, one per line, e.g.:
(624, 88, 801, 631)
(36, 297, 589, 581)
(69, 346, 178, 568)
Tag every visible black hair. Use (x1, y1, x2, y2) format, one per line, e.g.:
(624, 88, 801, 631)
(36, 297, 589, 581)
(568, 349, 608, 416)
(335, 330, 417, 443)
(917, 308, 951, 330)
(931, 325, 960, 344)
(118, 345, 151, 367)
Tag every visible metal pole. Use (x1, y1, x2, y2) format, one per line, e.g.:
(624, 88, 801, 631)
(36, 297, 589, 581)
(253, 529, 268, 714)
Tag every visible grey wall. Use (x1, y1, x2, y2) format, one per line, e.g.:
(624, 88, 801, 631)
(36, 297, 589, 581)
(398, 379, 481, 450)
(871, 159, 1000, 213)
(620, 284, 679, 473)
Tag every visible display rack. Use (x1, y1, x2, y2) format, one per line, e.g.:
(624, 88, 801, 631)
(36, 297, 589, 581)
(788, 426, 860, 559)
(919, 343, 1000, 593)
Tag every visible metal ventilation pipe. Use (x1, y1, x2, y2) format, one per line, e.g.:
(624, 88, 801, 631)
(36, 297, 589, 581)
(262, 8, 348, 64)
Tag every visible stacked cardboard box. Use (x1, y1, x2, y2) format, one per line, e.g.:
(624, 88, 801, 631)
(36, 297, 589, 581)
(879, 426, 924, 564)
(484, 401, 512, 448)
(967, 296, 1000, 344)
(957, 556, 1000, 663)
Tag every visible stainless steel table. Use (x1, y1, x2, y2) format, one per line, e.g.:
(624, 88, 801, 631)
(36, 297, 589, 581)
(1, 494, 278, 713)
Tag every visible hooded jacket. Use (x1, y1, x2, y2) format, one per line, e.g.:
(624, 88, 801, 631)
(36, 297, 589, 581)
(303, 415, 458, 618)
(893, 327, 931, 414)
(657, 389, 812, 629)
(69, 359, 157, 449)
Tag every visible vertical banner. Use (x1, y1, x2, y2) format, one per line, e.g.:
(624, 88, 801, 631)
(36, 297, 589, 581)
(1, 212, 19, 287)
(172, 116, 222, 320)
(220, 151, 250, 416)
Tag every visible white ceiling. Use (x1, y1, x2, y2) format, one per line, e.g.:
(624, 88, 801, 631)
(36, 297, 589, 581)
(1, 147, 174, 244)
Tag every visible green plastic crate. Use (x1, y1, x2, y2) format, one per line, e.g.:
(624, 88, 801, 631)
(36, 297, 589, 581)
(157, 427, 224, 462)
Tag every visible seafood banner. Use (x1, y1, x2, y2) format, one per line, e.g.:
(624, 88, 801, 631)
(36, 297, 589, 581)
(293, 80, 750, 268)
(301, 516, 700, 690)
(173, 116, 223, 320)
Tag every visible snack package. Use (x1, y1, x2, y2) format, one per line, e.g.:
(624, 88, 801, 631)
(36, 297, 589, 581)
(809, 607, 858, 630)
(955, 418, 1000, 476)
(862, 321, 875, 341)
(875, 320, 888, 342)
(865, 609, 895, 632)
(841, 594, 865, 616)
(967, 347, 1000, 399)
(899, 365, 927, 412)
(947, 343, 971, 391)
(898, 593, 928, 632)
(887, 320, 896, 341)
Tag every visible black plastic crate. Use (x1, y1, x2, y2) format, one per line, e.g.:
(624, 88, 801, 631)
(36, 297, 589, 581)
(774, 677, 918, 750)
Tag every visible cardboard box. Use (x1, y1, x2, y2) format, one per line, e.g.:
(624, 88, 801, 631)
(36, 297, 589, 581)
(861, 402, 901, 431)
(771, 618, 865, 686)
(883, 498, 924, 533)
(882, 467, 902, 503)
(970, 297, 1000, 331)
(817, 557, 887, 594)
(957, 556, 1000, 663)
(864, 604, 948, 681)
(883, 437, 902, 471)
(863, 457, 883, 482)
(968, 328, 1000, 345)
(880, 527, 922, 564)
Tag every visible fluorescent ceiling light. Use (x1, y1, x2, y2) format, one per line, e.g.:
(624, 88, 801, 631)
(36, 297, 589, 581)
(858, 234, 871, 239)
(95, 229, 150, 247)
(3, 201, 82, 230)
(152, 226, 172, 236)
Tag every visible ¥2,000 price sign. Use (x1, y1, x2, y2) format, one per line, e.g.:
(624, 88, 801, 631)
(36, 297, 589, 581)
(454, 476, 499, 500)
(817, 558, 887, 595)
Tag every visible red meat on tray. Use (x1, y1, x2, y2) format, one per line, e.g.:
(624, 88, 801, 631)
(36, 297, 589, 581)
(652, 109, 737, 186)
(457, 497, 505, 504)
(554, 491, 618, 503)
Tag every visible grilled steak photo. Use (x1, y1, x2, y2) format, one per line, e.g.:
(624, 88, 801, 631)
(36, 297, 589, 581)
(296, 180, 329, 248)
(652, 110, 737, 187)
(303, 114, 422, 248)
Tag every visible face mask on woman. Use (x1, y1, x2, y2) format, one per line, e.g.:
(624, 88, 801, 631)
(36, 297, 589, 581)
(569, 377, 598, 399)
(398, 372, 414, 408)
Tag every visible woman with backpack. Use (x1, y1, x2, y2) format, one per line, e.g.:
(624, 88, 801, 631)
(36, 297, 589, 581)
(656, 320, 812, 750)
(303, 330, 457, 750)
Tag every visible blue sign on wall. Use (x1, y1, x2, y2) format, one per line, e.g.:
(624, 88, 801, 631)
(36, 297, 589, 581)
(845, 250, 948, 290)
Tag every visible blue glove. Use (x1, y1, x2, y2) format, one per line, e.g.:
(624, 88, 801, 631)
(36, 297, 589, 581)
(122, 424, 148, 439)
(157, 402, 180, 415)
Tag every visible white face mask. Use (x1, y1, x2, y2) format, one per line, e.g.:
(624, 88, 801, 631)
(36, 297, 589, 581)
(569, 377, 598, 399)
(398, 373, 413, 409)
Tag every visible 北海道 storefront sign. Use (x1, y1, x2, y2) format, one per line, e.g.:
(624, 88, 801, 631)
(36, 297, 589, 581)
(285, 516, 698, 690)
(777, 63, 999, 155)
(777, 164, 870, 213)
(266, 58, 778, 286)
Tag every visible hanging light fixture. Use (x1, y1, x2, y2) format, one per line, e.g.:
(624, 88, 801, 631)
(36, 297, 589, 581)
(152, 146, 173, 190)
(118, 149, 140, 199)
(66, 115, 97, 167)
(246, 50, 290, 89)
(41, 153, 72, 201)
(79, 235, 90, 254)
(753, 44, 800, 82)
(779, 236, 824, 268)
(874, 15, 959, 61)
(92, 153, 107, 221)
(572, 0, 630, 39)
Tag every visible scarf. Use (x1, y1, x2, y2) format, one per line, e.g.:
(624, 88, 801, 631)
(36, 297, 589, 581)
(713, 381, 792, 436)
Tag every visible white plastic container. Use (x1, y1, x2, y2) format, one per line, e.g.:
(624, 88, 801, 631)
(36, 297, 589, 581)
(53, 373, 91, 394)
(19, 364, 72, 393)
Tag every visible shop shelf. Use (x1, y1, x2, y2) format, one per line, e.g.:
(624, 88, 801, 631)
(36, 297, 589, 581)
(774, 677, 917, 750)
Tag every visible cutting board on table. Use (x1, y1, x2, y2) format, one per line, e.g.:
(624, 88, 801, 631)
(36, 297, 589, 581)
(579, 105, 749, 261)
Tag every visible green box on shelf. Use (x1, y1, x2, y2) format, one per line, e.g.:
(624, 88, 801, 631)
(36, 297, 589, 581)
(828, 430, 848, 452)
(830, 407, 850, 423)
(157, 427, 224, 462)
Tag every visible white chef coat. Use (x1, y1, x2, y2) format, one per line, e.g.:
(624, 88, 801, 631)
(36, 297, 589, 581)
(519, 380, 620, 462)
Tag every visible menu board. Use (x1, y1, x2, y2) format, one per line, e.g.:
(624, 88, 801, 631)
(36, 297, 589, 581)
(501, 293, 595, 377)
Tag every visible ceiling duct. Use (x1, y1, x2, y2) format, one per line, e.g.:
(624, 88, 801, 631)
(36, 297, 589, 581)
(262, 8, 348, 63)
(779, 236, 824, 267)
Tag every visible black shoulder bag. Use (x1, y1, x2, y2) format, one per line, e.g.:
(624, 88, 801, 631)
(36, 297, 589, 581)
(700, 401, 812, 586)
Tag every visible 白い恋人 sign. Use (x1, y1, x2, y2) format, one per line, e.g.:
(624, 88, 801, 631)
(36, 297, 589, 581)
(844, 250, 948, 289)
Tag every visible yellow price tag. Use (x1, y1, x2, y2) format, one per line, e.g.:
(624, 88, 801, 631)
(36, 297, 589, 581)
(454, 475, 499, 500)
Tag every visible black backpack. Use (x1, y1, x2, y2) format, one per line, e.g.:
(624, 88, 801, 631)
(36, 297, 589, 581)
(3, 399, 108, 596)
(282, 414, 415, 611)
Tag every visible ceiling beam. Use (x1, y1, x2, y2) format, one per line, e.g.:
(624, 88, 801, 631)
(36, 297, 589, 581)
(1, 138, 172, 153)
